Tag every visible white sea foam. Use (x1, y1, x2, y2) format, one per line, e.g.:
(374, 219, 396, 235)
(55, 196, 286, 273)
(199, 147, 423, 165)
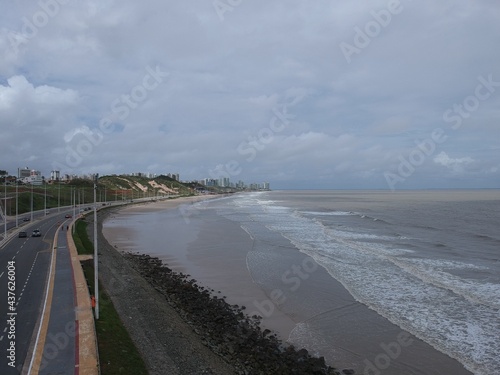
(388, 258, 500, 310)
(325, 227, 396, 242)
(299, 210, 356, 216)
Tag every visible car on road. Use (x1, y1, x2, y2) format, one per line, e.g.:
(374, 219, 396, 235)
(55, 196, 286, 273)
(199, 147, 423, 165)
(32, 229, 41, 237)
(23, 217, 30, 222)
(18, 231, 27, 238)
(65, 214, 72, 218)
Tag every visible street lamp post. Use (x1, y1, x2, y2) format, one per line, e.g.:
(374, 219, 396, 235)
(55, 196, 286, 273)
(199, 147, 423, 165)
(30, 182, 33, 221)
(3, 176, 6, 243)
(93, 173, 99, 319)
(15, 178, 18, 228)
(72, 188, 76, 233)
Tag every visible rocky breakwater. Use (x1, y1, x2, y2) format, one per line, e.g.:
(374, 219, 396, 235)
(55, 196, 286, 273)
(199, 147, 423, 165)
(125, 253, 345, 375)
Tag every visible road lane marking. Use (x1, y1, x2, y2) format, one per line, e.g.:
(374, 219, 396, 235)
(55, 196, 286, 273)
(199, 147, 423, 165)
(27, 244, 57, 375)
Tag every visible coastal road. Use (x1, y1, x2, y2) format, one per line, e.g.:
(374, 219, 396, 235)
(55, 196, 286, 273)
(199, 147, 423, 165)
(0, 198, 170, 373)
(0, 212, 69, 374)
(0, 208, 67, 243)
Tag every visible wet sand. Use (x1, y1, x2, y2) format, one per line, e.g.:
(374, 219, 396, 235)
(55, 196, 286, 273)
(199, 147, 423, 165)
(103, 196, 298, 339)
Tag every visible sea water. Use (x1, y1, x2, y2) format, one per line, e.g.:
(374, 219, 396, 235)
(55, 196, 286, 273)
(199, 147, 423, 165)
(105, 190, 500, 374)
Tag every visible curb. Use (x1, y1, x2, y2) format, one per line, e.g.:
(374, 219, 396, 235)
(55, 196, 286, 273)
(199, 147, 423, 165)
(66, 223, 99, 375)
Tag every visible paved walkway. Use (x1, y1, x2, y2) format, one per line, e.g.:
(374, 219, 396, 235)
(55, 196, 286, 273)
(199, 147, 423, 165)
(39, 227, 76, 374)
(29, 223, 98, 375)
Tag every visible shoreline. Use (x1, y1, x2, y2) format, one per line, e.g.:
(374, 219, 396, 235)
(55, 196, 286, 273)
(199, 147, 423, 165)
(102, 195, 299, 341)
(93, 198, 342, 374)
(97, 195, 475, 375)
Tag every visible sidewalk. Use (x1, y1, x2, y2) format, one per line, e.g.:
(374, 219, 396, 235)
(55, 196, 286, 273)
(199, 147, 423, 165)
(29, 223, 98, 375)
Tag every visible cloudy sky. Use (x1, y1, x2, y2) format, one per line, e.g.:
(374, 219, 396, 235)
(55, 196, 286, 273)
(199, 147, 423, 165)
(1, 0, 499, 189)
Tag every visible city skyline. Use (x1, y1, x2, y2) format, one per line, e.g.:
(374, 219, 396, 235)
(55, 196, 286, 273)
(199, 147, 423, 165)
(0, 166, 269, 190)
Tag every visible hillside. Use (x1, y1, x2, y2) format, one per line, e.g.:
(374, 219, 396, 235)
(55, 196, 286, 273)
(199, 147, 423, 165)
(1, 175, 198, 216)
(98, 175, 195, 199)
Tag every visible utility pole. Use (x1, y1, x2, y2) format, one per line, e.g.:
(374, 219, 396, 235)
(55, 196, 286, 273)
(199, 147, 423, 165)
(15, 175, 18, 228)
(93, 173, 99, 319)
(3, 173, 6, 243)
(30, 182, 33, 221)
(72, 188, 76, 234)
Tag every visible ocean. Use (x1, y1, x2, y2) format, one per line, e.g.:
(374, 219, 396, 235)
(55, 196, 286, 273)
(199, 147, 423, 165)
(103, 190, 500, 375)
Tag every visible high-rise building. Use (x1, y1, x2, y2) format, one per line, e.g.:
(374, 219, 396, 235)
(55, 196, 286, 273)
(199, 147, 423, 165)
(50, 170, 60, 181)
(219, 177, 230, 187)
(18, 167, 30, 179)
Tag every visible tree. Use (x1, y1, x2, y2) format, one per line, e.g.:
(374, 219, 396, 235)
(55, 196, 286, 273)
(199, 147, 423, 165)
(0, 170, 8, 183)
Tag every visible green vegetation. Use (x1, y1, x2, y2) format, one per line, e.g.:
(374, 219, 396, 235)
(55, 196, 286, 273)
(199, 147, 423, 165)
(73, 220, 94, 255)
(1, 184, 96, 215)
(99, 174, 194, 198)
(1, 174, 196, 216)
(72, 219, 148, 375)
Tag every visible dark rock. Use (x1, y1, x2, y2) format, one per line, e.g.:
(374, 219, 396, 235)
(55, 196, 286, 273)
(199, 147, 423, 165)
(126, 253, 341, 374)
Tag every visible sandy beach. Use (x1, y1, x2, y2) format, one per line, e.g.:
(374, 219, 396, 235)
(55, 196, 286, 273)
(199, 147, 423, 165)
(102, 196, 298, 339)
(96, 196, 337, 374)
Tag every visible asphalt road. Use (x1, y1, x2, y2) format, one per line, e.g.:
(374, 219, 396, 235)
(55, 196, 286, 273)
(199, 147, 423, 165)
(0, 212, 70, 374)
(0, 207, 71, 242)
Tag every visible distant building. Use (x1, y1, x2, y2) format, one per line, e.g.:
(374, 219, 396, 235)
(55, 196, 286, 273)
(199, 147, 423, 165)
(22, 169, 43, 185)
(219, 177, 230, 187)
(167, 173, 179, 181)
(18, 167, 31, 179)
(50, 170, 60, 181)
(201, 178, 218, 187)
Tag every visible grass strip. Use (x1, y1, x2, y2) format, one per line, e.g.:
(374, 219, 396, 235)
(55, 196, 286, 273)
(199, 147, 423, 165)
(74, 219, 94, 255)
(73, 219, 148, 375)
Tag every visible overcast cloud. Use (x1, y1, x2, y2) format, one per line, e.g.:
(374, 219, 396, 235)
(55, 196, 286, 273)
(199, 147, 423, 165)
(1, 0, 499, 189)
